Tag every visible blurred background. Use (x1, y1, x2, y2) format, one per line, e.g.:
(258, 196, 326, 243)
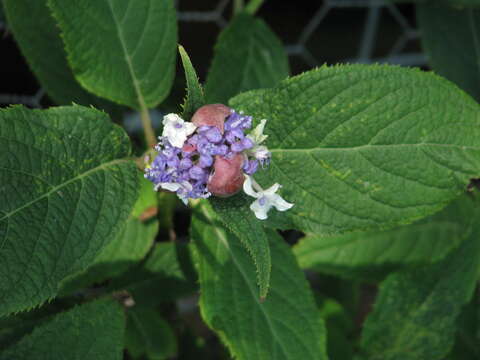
(0, 0, 424, 109)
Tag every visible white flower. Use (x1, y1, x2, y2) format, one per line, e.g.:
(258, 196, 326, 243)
(162, 113, 197, 148)
(247, 119, 268, 145)
(247, 119, 271, 164)
(243, 176, 294, 220)
(155, 182, 181, 192)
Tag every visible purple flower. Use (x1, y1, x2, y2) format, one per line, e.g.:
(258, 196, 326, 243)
(144, 109, 272, 204)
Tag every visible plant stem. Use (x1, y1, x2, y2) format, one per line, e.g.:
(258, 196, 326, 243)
(245, 0, 265, 15)
(233, 0, 244, 15)
(140, 105, 156, 148)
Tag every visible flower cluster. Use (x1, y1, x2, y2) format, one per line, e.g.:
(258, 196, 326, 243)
(144, 105, 293, 219)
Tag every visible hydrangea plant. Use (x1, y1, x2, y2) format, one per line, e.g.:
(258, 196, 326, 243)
(1, 0, 480, 359)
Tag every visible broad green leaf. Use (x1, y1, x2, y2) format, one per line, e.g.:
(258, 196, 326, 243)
(0, 299, 125, 360)
(3, 0, 119, 113)
(125, 307, 177, 360)
(360, 222, 480, 360)
(205, 13, 289, 104)
(109, 242, 197, 307)
(230, 65, 480, 234)
(0, 105, 138, 316)
(210, 195, 271, 300)
(191, 202, 328, 360)
(48, 0, 177, 109)
(179, 45, 205, 120)
(293, 195, 476, 278)
(417, 4, 480, 102)
(59, 176, 158, 294)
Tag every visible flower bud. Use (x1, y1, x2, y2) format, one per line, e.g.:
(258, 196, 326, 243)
(207, 153, 245, 197)
(191, 104, 231, 134)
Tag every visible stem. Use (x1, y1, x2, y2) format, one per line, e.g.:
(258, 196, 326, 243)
(233, 0, 244, 15)
(140, 105, 156, 148)
(245, 0, 265, 15)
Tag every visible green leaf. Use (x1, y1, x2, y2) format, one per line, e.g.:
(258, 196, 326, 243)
(230, 65, 480, 234)
(0, 302, 70, 349)
(0, 105, 138, 316)
(205, 13, 289, 104)
(417, 4, 480, 102)
(360, 221, 480, 360)
(48, 0, 177, 109)
(191, 202, 328, 360)
(59, 176, 158, 294)
(109, 242, 197, 307)
(317, 297, 354, 360)
(293, 195, 476, 278)
(3, 0, 119, 113)
(0, 299, 125, 360)
(446, 292, 480, 359)
(179, 45, 205, 120)
(125, 307, 177, 360)
(210, 195, 271, 300)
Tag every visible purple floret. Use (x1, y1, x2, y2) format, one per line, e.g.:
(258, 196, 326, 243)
(144, 109, 270, 203)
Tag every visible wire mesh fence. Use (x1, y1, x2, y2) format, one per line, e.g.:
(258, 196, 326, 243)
(0, 0, 425, 108)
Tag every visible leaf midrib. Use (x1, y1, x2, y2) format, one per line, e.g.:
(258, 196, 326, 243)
(106, 0, 146, 109)
(0, 159, 131, 222)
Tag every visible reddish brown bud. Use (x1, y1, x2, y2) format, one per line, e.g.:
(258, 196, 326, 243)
(207, 153, 245, 197)
(191, 104, 231, 133)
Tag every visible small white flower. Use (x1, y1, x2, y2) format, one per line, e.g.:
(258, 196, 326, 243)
(155, 182, 181, 192)
(162, 113, 197, 148)
(247, 119, 268, 145)
(243, 175, 294, 220)
(247, 119, 271, 164)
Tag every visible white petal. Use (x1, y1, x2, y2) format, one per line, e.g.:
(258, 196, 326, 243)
(243, 175, 260, 198)
(162, 114, 195, 148)
(162, 113, 182, 126)
(250, 199, 271, 220)
(263, 183, 281, 196)
(178, 195, 189, 205)
(249, 119, 268, 144)
(184, 121, 197, 136)
(180, 181, 193, 192)
(270, 194, 294, 211)
(159, 182, 181, 192)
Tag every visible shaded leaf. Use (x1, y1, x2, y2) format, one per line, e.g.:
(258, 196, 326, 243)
(0, 299, 125, 360)
(109, 242, 197, 307)
(125, 307, 177, 360)
(205, 13, 289, 104)
(48, 0, 177, 109)
(360, 220, 480, 360)
(417, 4, 480, 101)
(0, 105, 138, 316)
(3, 0, 119, 113)
(293, 195, 476, 278)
